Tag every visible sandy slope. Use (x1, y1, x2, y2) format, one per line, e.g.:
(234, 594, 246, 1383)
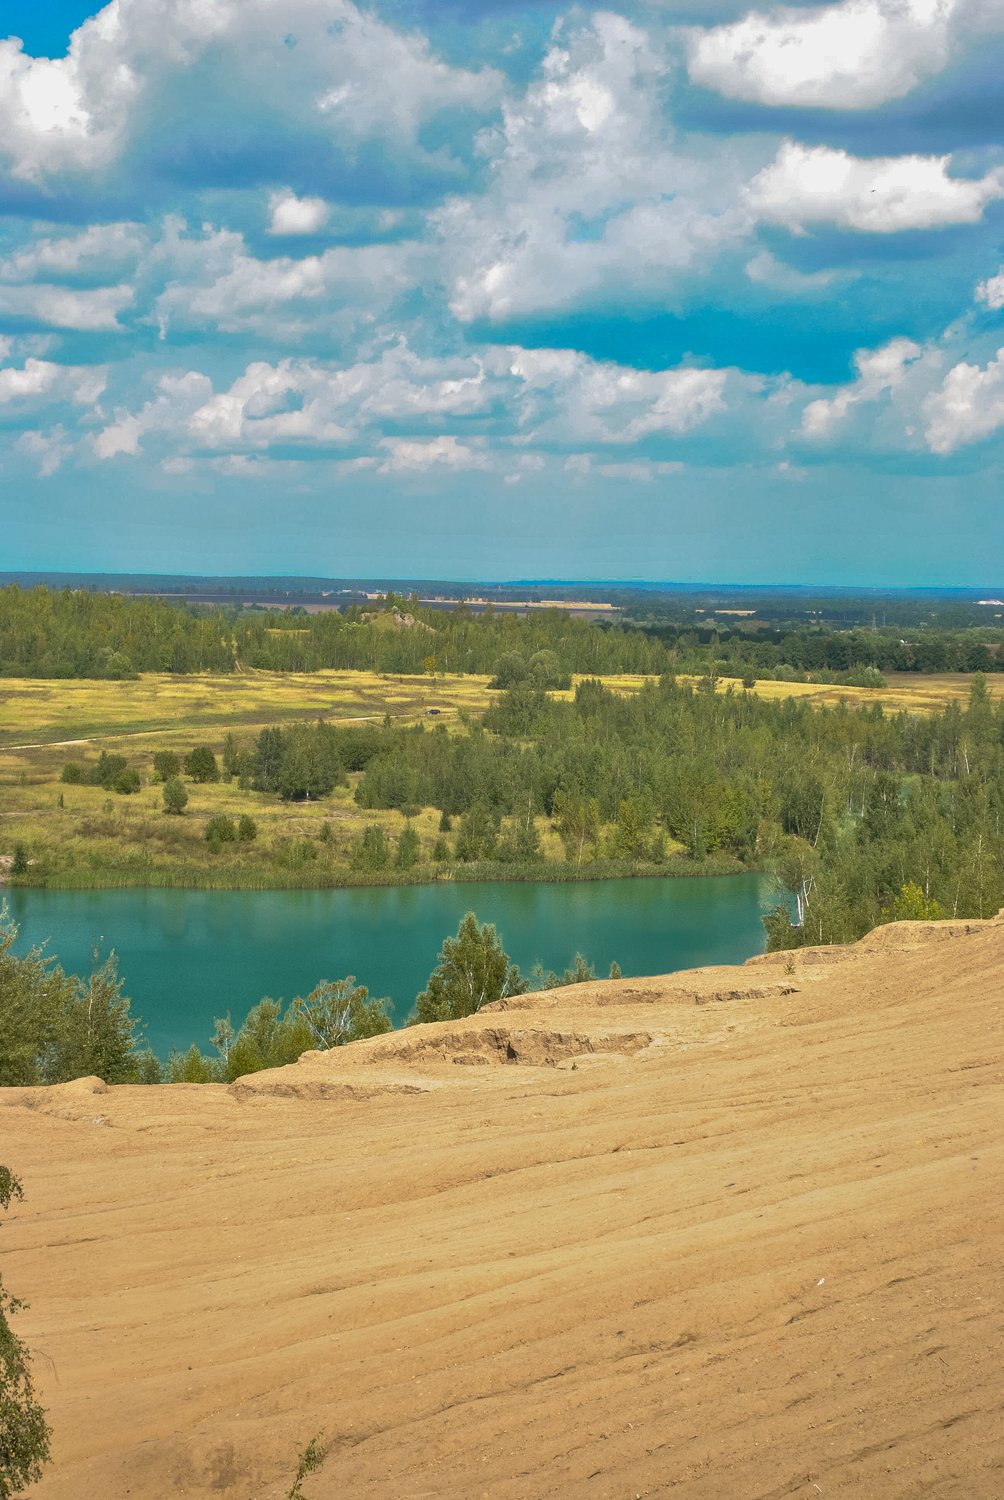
(2, 918, 1002, 1500)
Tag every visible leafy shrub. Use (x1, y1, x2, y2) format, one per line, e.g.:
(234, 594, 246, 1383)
(95, 751, 128, 788)
(237, 814, 258, 843)
(205, 814, 237, 845)
(162, 777, 188, 815)
(111, 769, 141, 795)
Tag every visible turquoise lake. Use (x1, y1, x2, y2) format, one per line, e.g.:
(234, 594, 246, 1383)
(5, 876, 776, 1058)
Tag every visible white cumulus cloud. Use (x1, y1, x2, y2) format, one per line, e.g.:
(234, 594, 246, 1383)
(0, 223, 145, 281)
(0, 282, 134, 331)
(0, 357, 107, 407)
(976, 269, 1004, 311)
(267, 191, 330, 237)
(802, 337, 922, 437)
(150, 221, 419, 340)
(0, 0, 500, 185)
(377, 436, 488, 473)
(440, 13, 752, 324)
(687, 0, 962, 110)
(923, 348, 1004, 452)
(749, 142, 1004, 233)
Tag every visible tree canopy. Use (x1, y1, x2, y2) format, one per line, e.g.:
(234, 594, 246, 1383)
(414, 913, 529, 1024)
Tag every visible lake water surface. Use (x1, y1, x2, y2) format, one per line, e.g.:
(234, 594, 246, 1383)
(6, 876, 774, 1057)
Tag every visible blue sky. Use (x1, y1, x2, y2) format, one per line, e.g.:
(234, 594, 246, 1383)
(1, 0, 1003, 583)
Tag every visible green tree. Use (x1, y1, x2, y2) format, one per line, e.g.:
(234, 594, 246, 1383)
(166, 1043, 222, 1083)
(395, 824, 421, 870)
(352, 826, 390, 871)
(152, 751, 181, 781)
(454, 802, 500, 862)
(0, 909, 73, 1086)
(94, 751, 128, 789)
(530, 953, 595, 989)
(489, 652, 528, 689)
(185, 746, 219, 783)
(46, 954, 141, 1086)
(880, 882, 947, 923)
(111, 769, 141, 795)
(0, 908, 147, 1087)
(252, 726, 285, 793)
(0, 1168, 52, 1498)
(414, 913, 529, 1024)
(226, 999, 306, 1080)
(553, 792, 600, 864)
(526, 648, 568, 689)
(9, 846, 28, 878)
(237, 814, 258, 843)
(291, 978, 392, 1049)
(162, 777, 188, 815)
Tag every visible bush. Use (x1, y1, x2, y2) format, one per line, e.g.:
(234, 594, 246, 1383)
(111, 769, 141, 795)
(846, 665, 887, 689)
(237, 814, 258, 843)
(95, 751, 128, 789)
(162, 776, 188, 815)
(60, 762, 84, 785)
(205, 814, 238, 845)
(10, 844, 29, 877)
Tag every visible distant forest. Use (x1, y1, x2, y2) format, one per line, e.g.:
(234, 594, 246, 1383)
(1, 585, 1001, 681)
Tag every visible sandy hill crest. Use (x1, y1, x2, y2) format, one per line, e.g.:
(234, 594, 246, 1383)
(3, 917, 1002, 1498)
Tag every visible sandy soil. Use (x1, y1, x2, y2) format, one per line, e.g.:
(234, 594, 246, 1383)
(2, 917, 1002, 1499)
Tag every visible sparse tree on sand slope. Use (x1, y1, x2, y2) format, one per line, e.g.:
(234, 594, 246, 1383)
(0, 1167, 51, 1498)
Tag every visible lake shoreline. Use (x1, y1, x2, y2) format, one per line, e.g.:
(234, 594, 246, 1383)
(7, 875, 776, 1053)
(7, 853, 758, 892)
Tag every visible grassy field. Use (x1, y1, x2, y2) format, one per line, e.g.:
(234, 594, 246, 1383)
(0, 669, 496, 748)
(0, 670, 569, 888)
(2, 667, 995, 750)
(0, 666, 993, 889)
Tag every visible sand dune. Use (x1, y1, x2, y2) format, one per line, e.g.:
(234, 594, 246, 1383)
(3, 917, 1002, 1498)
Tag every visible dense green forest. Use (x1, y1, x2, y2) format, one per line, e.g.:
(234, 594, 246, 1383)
(336, 673, 1004, 940)
(178, 671, 1004, 939)
(2, 585, 1001, 680)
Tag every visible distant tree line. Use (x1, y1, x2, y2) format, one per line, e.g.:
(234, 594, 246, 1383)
(4, 584, 1000, 681)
